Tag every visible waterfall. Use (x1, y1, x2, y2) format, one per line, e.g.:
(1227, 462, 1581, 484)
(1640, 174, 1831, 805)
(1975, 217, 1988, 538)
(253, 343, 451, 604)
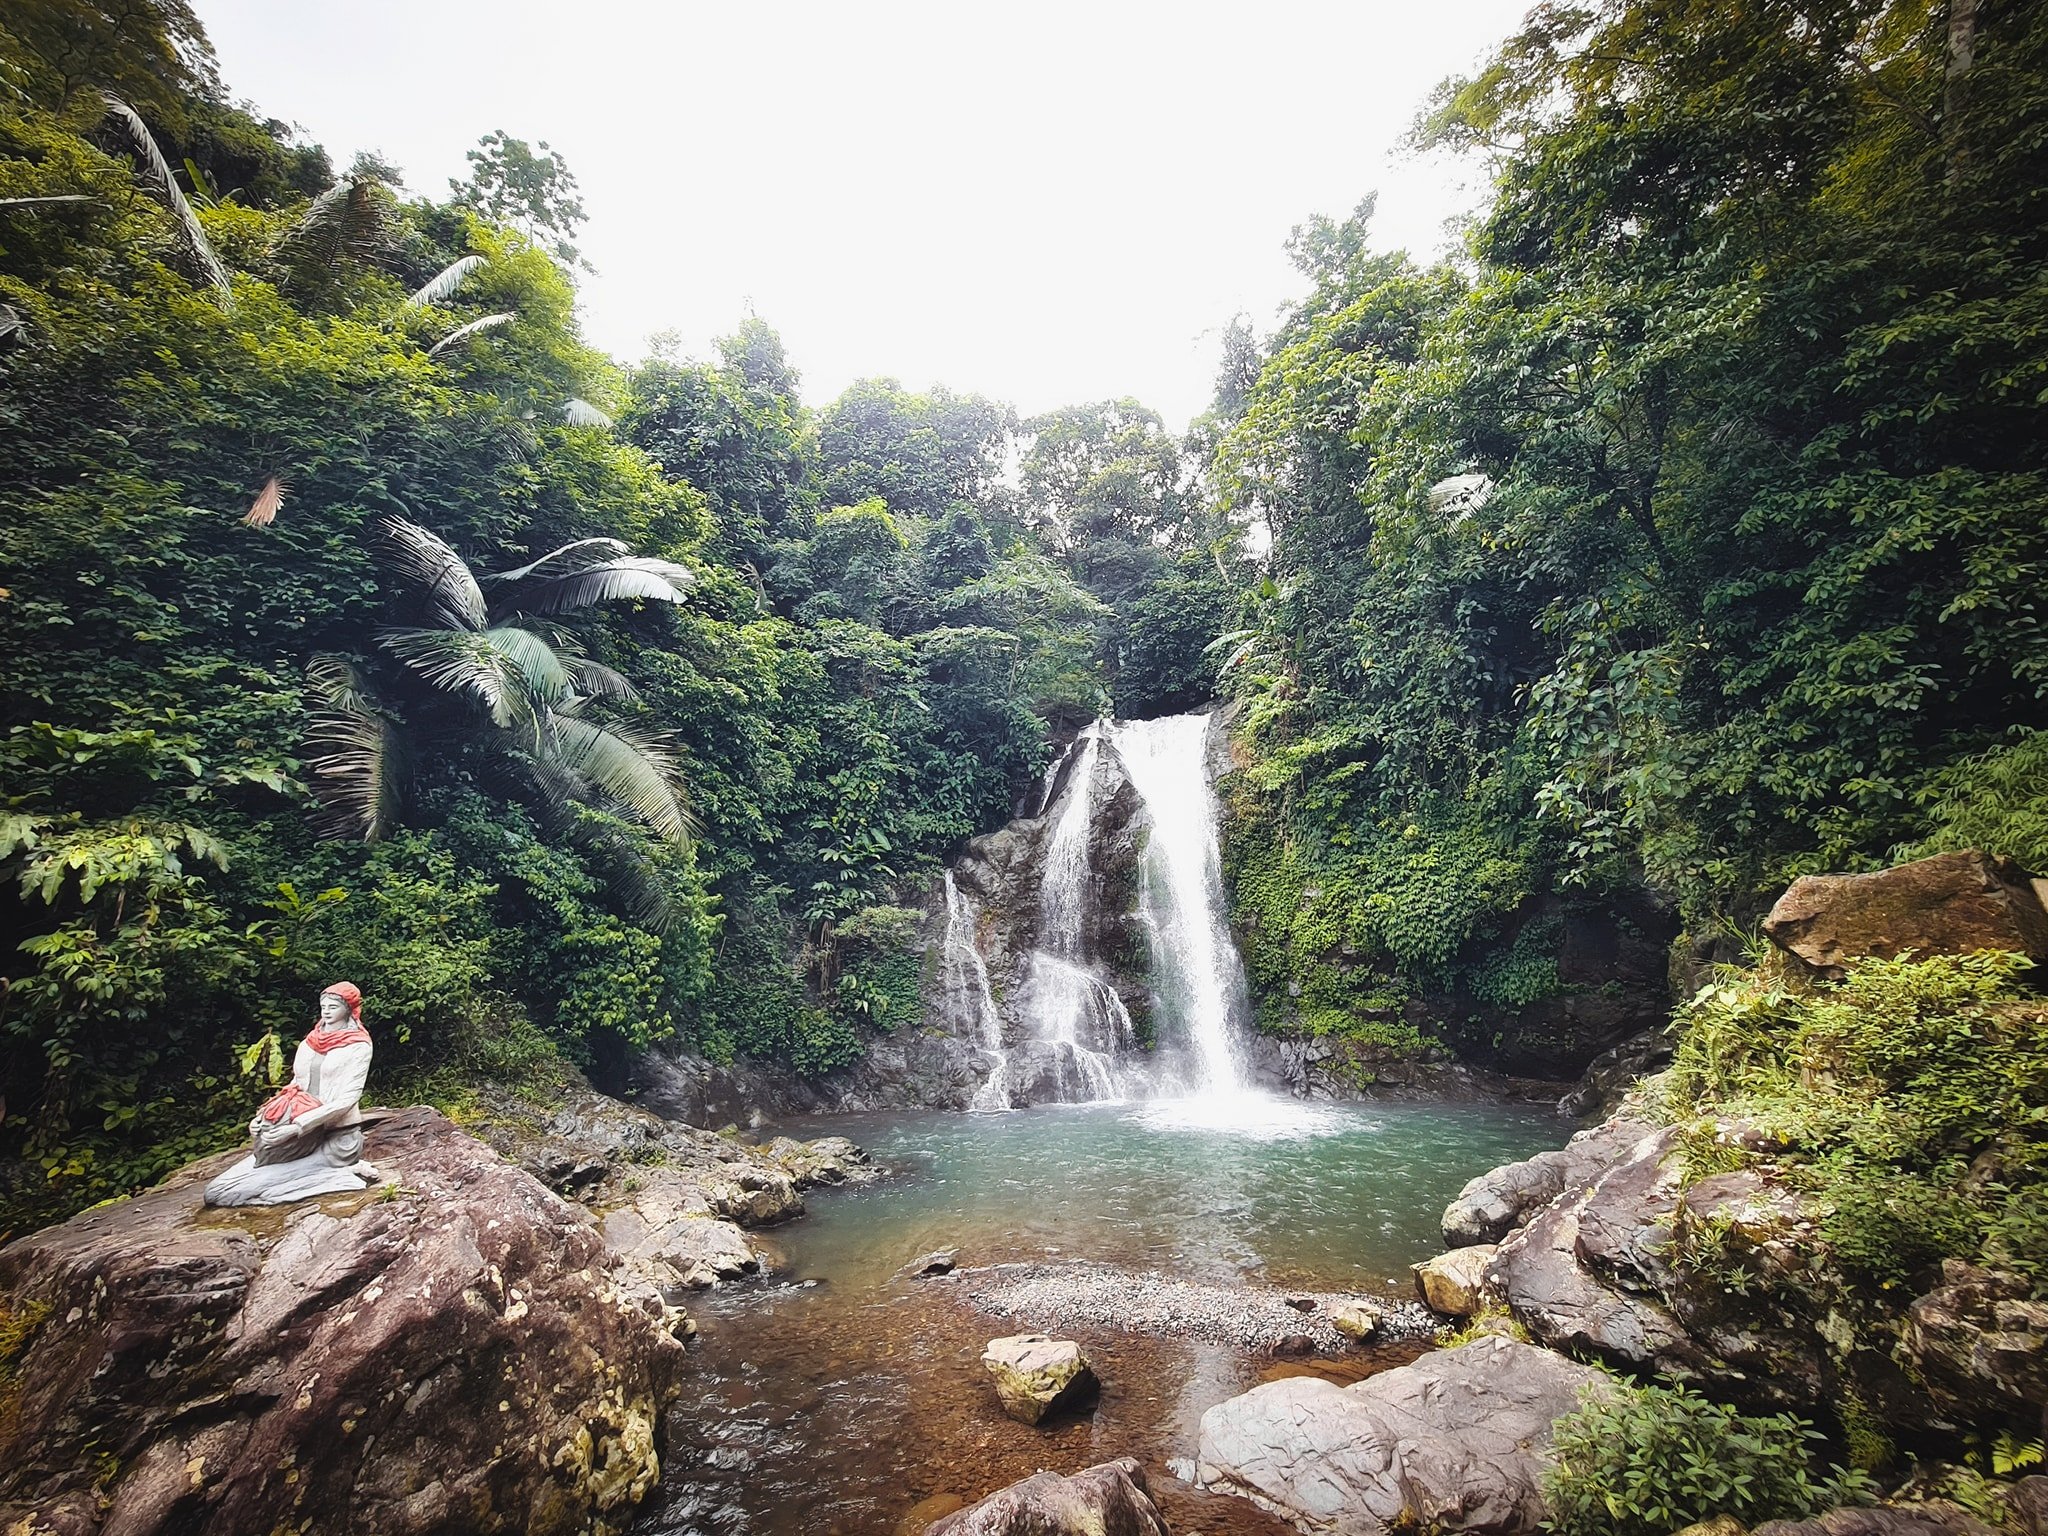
(1110, 713, 1251, 1100)
(1017, 726, 1125, 1102)
(941, 872, 1012, 1111)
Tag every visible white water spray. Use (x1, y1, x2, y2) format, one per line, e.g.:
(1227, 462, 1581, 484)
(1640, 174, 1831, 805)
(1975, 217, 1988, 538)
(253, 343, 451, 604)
(1110, 714, 1255, 1105)
(942, 872, 1012, 1111)
(1018, 726, 1125, 1102)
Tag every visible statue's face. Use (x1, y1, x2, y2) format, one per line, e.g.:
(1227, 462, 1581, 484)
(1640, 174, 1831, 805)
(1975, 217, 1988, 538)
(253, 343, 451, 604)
(318, 993, 350, 1027)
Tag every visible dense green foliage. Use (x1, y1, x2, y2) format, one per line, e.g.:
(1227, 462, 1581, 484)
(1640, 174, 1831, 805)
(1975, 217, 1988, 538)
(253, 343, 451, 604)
(1542, 1380, 1866, 1536)
(1213, 0, 2048, 1049)
(0, 10, 1237, 1225)
(1664, 951, 2048, 1295)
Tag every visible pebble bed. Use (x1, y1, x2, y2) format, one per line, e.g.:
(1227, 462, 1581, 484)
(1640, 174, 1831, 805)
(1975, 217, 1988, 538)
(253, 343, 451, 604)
(947, 1260, 1441, 1351)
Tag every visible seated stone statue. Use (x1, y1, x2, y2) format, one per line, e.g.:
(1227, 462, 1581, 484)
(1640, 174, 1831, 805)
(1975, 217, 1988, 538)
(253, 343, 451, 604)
(204, 982, 381, 1207)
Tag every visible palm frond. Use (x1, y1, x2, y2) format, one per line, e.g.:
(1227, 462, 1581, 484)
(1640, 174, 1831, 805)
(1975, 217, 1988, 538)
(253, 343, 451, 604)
(427, 312, 514, 357)
(563, 654, 640, 704)
(0, 195, 92, 209)
(562, 397, 615, 429)
(100, 93, 233, 303)
(244, 475, 286, 527)
(378, 627, 521, 726)
(478, 623, 573, 705)
(406, 254, 483, 308)
(548, 715, 696, 847)
(304, 658, 402, 840)
(0, 305, 21, 344)
(500, 556, 697, 615)
(276, 175, 388, 271)
(481, 537, 629, 586)
(381, 517, 487, 630)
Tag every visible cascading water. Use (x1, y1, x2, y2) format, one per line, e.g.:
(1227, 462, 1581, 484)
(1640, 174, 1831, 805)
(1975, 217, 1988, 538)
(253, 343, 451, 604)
(940, 873, 1012, 1111)
(1110, 713, 1253, 1101)
(1015, 726, 1126, 1102)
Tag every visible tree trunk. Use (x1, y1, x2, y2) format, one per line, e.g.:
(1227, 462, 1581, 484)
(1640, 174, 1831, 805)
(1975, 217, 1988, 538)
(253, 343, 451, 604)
(1945, 0, 1981, 179)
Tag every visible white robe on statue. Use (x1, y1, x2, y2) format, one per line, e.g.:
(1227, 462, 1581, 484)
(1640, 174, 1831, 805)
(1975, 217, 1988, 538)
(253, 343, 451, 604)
(203, 1037, 378, 1207)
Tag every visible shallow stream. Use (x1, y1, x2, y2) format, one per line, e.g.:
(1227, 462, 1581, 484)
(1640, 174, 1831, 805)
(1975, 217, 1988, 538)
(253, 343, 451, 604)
(640, 1095, 1563, 1536)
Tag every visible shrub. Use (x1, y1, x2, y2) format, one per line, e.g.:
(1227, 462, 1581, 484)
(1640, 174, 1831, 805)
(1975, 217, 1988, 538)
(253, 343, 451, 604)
(1542, 1383, 1868, 1536)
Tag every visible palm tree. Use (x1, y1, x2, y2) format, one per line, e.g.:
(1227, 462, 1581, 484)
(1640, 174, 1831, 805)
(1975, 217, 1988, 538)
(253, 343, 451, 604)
(306, 518, 698, 883)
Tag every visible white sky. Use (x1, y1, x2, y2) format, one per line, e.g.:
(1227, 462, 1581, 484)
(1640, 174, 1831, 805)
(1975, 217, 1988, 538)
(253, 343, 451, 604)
(195, 1, 1529, 429)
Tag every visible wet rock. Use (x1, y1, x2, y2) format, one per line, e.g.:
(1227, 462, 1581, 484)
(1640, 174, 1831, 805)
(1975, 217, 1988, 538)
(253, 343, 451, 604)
(1269, 1333, 1315, 1358)
(764, 1134, 873, 1186)
(928, 1457, 1169, 1536)
(1901, 1261, 2048, 1421)
(601, 1192, 762, 1293)
(980, 1333, 1099, 1425)
(1560, 1026, 1676, 1119)
(1330, 1302, 1382, 1342)
(2012, 1478, 2048, 1536)
(905, 1247, 960, 1278)
(1752, 1504, 2001, 1536)
(1195, 1335, 1612, 1533)
(1415, 1244, 1498, 1317)
(1443, 1114, 1657, 1247)
(0, 1107, 683, 1536)
(1762, 850, 2048, 978)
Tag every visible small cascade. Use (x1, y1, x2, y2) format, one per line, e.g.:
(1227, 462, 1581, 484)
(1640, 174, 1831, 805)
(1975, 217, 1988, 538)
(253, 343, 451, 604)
(1111, 713, 1253, 1101)
(1016, 725, 1126, 1102)
(941, 872, 1012, 1112)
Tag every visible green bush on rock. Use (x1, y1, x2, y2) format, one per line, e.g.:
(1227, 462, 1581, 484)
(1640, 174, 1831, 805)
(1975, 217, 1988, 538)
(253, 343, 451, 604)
(1542, 1382, 1868, 1536)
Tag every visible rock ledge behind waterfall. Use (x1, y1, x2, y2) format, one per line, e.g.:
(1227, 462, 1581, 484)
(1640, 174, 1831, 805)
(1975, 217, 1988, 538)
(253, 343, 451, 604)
(0, 1107, 686, 1536)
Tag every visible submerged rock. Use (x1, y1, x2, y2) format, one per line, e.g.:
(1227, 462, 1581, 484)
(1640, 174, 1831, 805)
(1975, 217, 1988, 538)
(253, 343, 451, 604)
(1194, 1335, 1611, 1534)
(1415, 1244, 1497, 1317)
(981, 1332, 1099, 1424)
(928, 1457, 1169, 1536)
(1442, 1114, 1656, 1247)
(1762, 849, 2048, 977)
(905, 1247, 960, 1278)
(0, 1107, 684, 1536)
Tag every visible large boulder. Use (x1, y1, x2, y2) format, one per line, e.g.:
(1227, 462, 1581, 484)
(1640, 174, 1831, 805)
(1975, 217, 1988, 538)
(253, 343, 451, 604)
(1752, 1506, 2001, 1536)
(1762, 850, 2048, 977)
(1194, 1335, 1611, 1534)
(928, 1457, 1169, 1536)
(1415, 1245, 1498, 1317)
(0, 1107, 685, 1536)
(1901, 1261, 2048, 1421)
(1442, 1114, 1656, 1247)
(980, 1333, 1099, 1425)
(1485, 1124, 1831, 1409)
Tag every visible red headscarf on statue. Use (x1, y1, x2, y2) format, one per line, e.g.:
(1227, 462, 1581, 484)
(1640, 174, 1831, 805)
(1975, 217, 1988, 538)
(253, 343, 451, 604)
(308, 981, 371, 1054)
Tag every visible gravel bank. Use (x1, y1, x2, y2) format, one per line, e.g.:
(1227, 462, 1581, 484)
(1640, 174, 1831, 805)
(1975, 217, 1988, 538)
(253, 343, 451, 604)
(947, 1260, 1440, 1351)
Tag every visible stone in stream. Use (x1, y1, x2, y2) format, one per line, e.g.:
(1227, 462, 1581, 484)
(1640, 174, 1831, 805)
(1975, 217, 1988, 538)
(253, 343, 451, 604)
(905, 1247, 960, 1278)
(1415, 1244, 1498, 1317)
(1194, 1335, 1613, 1534)
(1330, 1301, 1382, 1341)
(927, 1457, 1169, 1536)
(980, 1332, 1099, 1424)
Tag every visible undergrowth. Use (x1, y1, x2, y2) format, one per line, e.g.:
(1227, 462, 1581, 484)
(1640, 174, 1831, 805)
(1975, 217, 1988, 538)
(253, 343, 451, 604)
(1660, 951, 2048, 1295)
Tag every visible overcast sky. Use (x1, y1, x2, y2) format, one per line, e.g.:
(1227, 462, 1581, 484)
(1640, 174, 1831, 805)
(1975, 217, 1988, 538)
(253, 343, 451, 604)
(195, 1, 1530, 428)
